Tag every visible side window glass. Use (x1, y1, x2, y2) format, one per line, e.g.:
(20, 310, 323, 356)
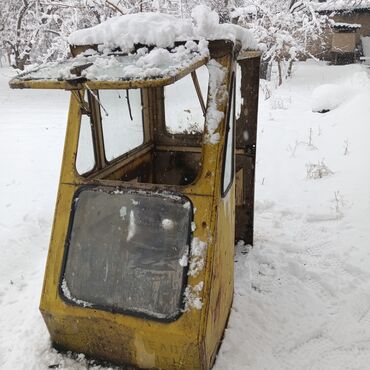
(100, 89, 144, 161)
(222, 81, 235, 195)
(165, 66, 208, 134)
(76, 114, 95, 175)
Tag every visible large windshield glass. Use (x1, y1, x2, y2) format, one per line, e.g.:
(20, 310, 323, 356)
(61, 186, 192, 320)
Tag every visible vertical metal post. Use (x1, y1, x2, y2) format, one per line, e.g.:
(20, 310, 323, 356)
(235, 54, 260, 245)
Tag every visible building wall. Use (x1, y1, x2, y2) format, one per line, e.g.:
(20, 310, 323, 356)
(332, 32, 357, 52)
(307, 11, 370, 60)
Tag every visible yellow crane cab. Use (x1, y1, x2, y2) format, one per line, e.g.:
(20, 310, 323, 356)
(10, 35, 260, 369)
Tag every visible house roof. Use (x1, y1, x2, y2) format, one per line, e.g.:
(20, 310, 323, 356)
(315, 0, 370, 14)
(332, 21, 362, 30)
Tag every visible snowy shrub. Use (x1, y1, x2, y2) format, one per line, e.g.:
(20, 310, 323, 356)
(332, 190, 345, 217)
(270, 96, 291, 110)
(306, 160, 333, 179)
(260, 79, 272, 100)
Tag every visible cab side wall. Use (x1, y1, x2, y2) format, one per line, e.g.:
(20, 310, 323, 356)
(200, 45, 237, 369)
(203, 185, 235, 368)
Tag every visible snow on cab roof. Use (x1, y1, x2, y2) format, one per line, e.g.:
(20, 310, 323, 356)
(68, 5, 257, 52)
(10, 6, 257, 89)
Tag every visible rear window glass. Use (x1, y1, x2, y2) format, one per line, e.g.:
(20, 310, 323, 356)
(165, 65, 208, 134)
(99, 89, 144, 161)
(61, 186, 192, 321)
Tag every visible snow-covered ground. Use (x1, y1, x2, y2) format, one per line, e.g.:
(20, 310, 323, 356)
(1, 60, 370, 369)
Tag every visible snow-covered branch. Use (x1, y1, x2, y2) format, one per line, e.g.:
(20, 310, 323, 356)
(0, 0, 118, 69)
(232, 0, 330, 84)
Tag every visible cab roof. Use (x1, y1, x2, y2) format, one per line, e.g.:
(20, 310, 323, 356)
(9, 42, 208, 90)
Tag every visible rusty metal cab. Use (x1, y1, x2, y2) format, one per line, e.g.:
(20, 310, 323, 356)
(10, 38, 260, 369)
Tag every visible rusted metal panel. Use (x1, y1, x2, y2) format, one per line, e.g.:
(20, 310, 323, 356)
(235, 168, 244, 206)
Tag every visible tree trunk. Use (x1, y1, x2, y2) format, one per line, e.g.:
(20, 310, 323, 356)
(287, 59, 294, 78)
(277, 60, 283, 86)
(260, 58, 271, 80)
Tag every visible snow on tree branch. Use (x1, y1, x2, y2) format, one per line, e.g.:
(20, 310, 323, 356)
(0, 0, 117, 70)
(1, 0, 329, 76)
(231, 0, 330, 84)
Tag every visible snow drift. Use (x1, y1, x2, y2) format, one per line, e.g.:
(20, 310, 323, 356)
(311, 68, 370, 113)
(311, 84, 353, 112)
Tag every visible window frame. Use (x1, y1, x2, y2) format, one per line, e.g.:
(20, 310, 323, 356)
(58, 185, 193, 322)
(75, 89, 147, 177)
(221, 73, 236, 198)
